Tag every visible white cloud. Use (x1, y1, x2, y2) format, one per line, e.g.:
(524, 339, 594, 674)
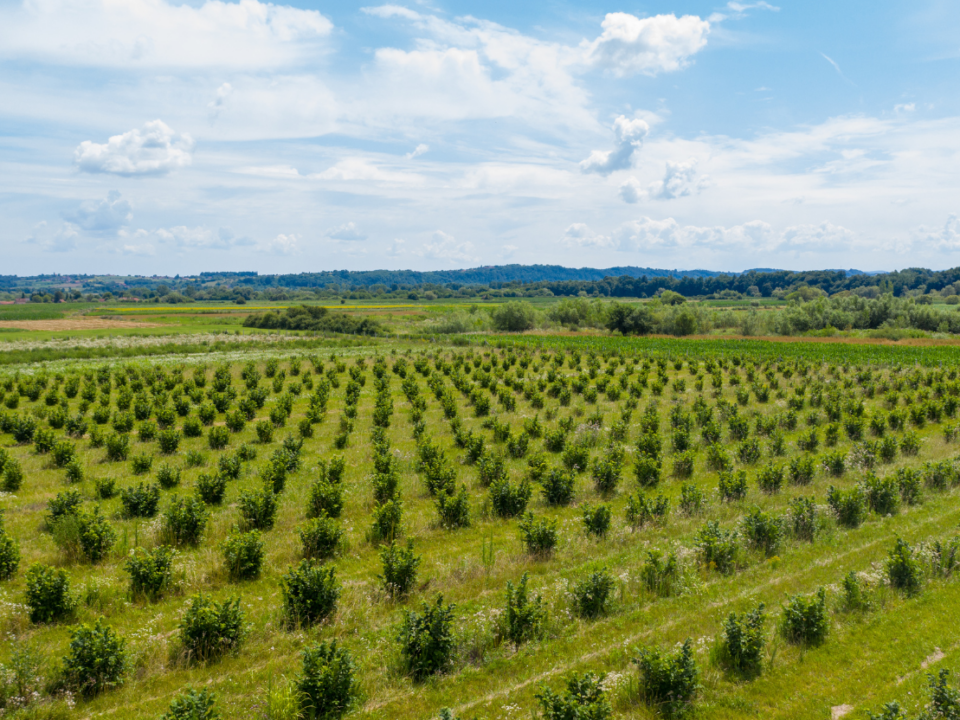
(313, 158, 422, 183)
(406, 143, 430, 159)
(562, 223, 612, 248)
(895, 102, 916, 114)
(620, 160, 701, 203)
(619, 178, 643, 204)
(326, 222, 367, 241)
(584, 13, 710, 77)
(26, 221, 80, 253)
(914, 214, 960, 252)
(208, 83, 233, 118)
(361, 5, 422, 21)
(612, 217, 774, 252)
(62, 190, 132, 234)
(0, 0, 333, 69)
(261, 233, 301, 255)
(415, 230, 478, 263)
(777, 222, 856, 252)
(235, 165, 303, 179)
(387, 238, 406, 256)
(726, 2, 780, 13)
(580, 115, 649, 176)
(119, 242, 155, 256)
(75, 120, 193, 176)
(155, 225, 252, 250)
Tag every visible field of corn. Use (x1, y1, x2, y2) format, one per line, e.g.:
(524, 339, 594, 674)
(2, 338, 960, 719)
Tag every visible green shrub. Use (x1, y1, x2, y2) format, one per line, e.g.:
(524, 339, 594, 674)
(255, 420, 273, 444)
(541, 467, 575, 506)
(281, 560, 340, 626)
(238, 483, 278, 531)
(741, 507, 784, 557)
(827, 485, 867, 528)
(46, 488, 82, 528)
(435, 485, 471, 529)
(221, 530, 265, 581)
(178, 594, 245, 662)
(296, 641, 359, 720)
(64, 459, 84, 484)
(696, 521, 739, 574)
(163, 495, 209, 546)
(370, 498, 403, 543)
(398, 595, 456, 681)
(105, 432, 130, 461)
(25, 563, 74, 623)
(781, 587, 828, 645)
(126, 546, 175, 600)
(196, 472, 227, 505)
(379, 540, 421, 598)
(634, 455, 663, 487)
(307, 479, 344, 519)
(572, 568, 615, 619)
(641, 549, 683, 596)
(182, 417, 203, 438)
(51, 439, 76, 468)
(61, 617, 126, 697)
(634, 638, 699, 717)
(582, 504, 612, 538)
(158, 428, 181, 455)
(299, 516, 344, 560)
(679, 483, 705, 515)
(0, 524, 21, 581)
(75, 507, 117, 563)
(886, 537, 923, 596)
(756, 463, 784, 494)
(2, 458, 23, 492)
(501, 572, 545, 648)
(838, 571, 872, 613)
(120, 482, 160, 518)
(625, 492, 669, 528)
(714, 603, 765, 677)
(156, 463, 181, 489)
(788, 455, 816, 485)
(208, 426, 229, 451)
(717, 469, 747, 503)
(536, 672, 611, 720)
(130, 452, 154, 475)
(789, 496, 818, 542)
(139, 420, 159, 441)
(863, 473, 901, 516)
(518, 512, 559, 556)
(490, 477, 531, 518)
(160, 688, 220, 720)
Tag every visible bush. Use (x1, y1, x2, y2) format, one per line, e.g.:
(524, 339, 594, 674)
(131, 452, 154, 475)
(718, 469, 747, 503)
(435, 485, 471, 529)
(61, 617, 126, 697)
(307, 479, 344, 519)
(634, 455, 663, 487)
(120, 482, 161, 518)
(105, 432, 130, 462)
(238, 484, 278, 531)
(299, 516, 344, 560)
(714, 603, 765, 677)
(827, 485, 867, 528)
(863, 473, 900, 516)
(46, 488, 82, 528)
(1, 457, 23, 492)
(789, 496, 818, 542)
(25, 563, 74, 623)
(398, 595, 456, 681)
(572, 568, 615, 619)
(741, 507, 784, 557)
(156, 463, 181, 489)
(196, 472, 227, 505)
(679, 483, 705, 515)
(781, 587, 828, 645)
(379, 540, 421, 598)
(788, 455, 816, 485)
(695, 521, 739, 574)
(518, 512, 559, 556)
(541, 467, 575, 506)
(501, 572, 545, 648)
(221, 530, 265, 581)
(255, 420, 274, 444)
(625, 492, 669, 528)
(178, 594, 245, 662)
(158, 428, 181, 456)
(280, 560, 340, 627)
(163, 495, 209, 546)
(536, 673, 611, 720)
(634, 638, 699, 717)
(756, 463, 784, 494)
(0, 525, 21, 581)
(370, 499, 403, 543)
(161, 688, 220, 720)
(491, 301, 537, 332)
(74, 507, 117, 563)
(641, 549, 683, 596)
(886, 537, 923, 596)
(208, 426, 229, 450)
(182, 417, 203, 438)
(126, 545, 175, 600)
(490, 477, 531, 518)
(582, 504, 612, 538)
(296, 641, 359, 720)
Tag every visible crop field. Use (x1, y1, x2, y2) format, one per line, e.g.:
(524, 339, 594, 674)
(2, 338, 960, 719)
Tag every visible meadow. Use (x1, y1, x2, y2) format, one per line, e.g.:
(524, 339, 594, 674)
(1, 317, 960, 719)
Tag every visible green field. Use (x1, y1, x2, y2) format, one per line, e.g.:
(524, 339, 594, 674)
(1, 332, 960, 719)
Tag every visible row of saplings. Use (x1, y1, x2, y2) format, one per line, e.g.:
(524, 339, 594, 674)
(6, 525, 953, 718)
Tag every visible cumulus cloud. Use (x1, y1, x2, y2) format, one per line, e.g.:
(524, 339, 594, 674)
(777, 222, 856, 252)
(620, 159, 703, 203)
(580, 115, 649, 176)
(26, 221, 80, 253)
(326, 222, 367, 241)
(913, 214, 960, 252)
(261, 233, 301, 255)
(612, 217, 774, 252)
(584, 13, 710, 77)
(62, 190, 132, 234)
(155, 226, 253, 250)
(415, 230, 478, 263)
(0, 0, 333, 69)
(562, 223, 612, 248)
(314, 158, 421, 183)
(75, 121, 194, 177)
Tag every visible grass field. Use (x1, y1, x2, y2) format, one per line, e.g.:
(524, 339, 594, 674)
(1, 332, 960, 719)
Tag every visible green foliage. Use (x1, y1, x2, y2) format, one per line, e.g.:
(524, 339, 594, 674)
(163, 495, 209, 546)
(125, 545, 175, 600)
(536, 672, 612, 720)
(541, 466, 575, 506)
(741, 507, 784, 557)
(0, 519, 21, 581)
(74, 506, 117, 563)
(120, 481, 161, 518)
(299, 516, 344, 560)
(244, 305, 382, 335)
(281, 560, 340, 626)
(196, 472, 227, 505)
(221, 530, 265, 581)
(572, 568, 615, 619)
(25, 562, 74, 623)
(435, 484, 471, 529)
(370, 498, 403, 543)
(178, 594, 245, 662)
(886, 537, 923, 596)
(582, 503, 612, 539)
(695, 521, 740, 574)
(379, 540, 421, 598)
(490, 476, 531, 518)
(717, 469, 747, 503)
(501, 573, 545, 648)
(61, 617, 126, 697)
(518, 512, 559, 556)
(208, 426, 229, 450)
(398, 595, 457, 681)
(634, 639, 699, 717)
(238, 483, 279, 531)
(160, 688, 220, 720)
(828, 485, 868, 528)
(296, 641, 360, 720)
(781, 587, 828, 645)
(715, 604, 765, 677)
(641, 549, 683, 597)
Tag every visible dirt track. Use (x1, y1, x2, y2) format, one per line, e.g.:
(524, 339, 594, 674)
(0, 317, 161, 331)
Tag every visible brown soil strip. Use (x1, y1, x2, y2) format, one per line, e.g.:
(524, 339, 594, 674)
(0, 317, 161, 331)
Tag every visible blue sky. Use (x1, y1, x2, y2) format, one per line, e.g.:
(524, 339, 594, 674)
(1, 0, 959, 275)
